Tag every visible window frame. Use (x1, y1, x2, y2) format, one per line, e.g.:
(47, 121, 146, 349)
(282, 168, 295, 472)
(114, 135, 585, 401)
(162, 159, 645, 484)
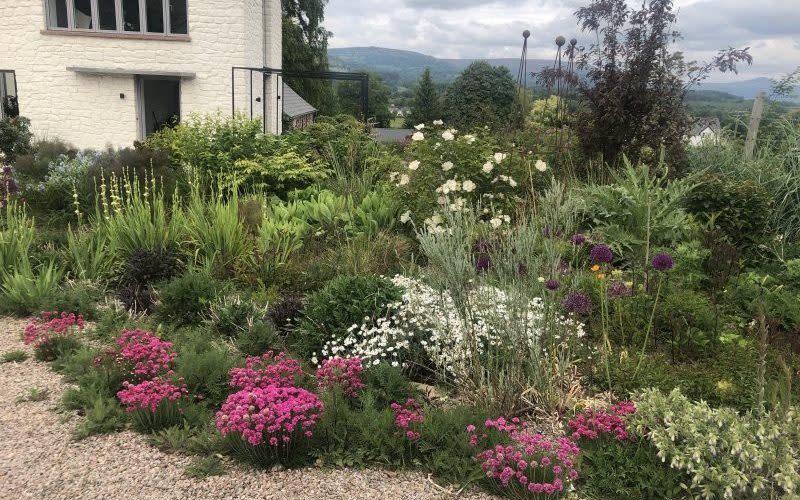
(44, 0, 187, 36)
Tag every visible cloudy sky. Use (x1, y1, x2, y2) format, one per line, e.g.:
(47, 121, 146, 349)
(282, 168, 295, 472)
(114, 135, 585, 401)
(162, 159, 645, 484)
(325, 0, 800, 81)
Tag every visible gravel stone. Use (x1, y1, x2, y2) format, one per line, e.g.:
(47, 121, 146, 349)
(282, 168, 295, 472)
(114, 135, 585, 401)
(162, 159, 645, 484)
(0, 317, 497, 499)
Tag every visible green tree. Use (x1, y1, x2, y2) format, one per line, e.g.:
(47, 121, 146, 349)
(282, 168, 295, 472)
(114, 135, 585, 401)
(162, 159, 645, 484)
(405, 68, 442, 127)
(337, 72, 392, 128)
(442, 61, 517, 130)
(282, 0, 338, 115)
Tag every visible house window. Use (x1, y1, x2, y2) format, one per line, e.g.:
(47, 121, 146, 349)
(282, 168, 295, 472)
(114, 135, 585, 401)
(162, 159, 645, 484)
(0, 71, 19, 119)
(45, 0, 188, 35)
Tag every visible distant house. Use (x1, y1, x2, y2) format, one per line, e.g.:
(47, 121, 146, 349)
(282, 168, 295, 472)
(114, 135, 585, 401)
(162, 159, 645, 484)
(688, 117, 721, 146)
(282, 84, 316, 130)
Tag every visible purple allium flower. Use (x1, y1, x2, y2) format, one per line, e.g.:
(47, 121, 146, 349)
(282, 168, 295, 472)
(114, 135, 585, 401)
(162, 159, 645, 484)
(589, 244, 613, 265)
(546, 279, 560, 291)
(607, 281, 631, 298)
(516, 262, 529, 276)
(651, 252, 674, 271)
(562, 292, 593, 315)
(476, 255, 491, 273)
(571, 233, 587, 246)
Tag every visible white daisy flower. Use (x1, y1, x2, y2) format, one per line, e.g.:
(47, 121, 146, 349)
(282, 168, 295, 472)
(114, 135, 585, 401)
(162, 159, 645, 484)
(412, 132, 425, 141)
(408, 160, 420, 170)
(535, 159, 548, 172)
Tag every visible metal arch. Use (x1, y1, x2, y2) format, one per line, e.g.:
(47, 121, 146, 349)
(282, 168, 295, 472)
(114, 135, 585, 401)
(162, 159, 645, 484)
(231, 66, 370, 133)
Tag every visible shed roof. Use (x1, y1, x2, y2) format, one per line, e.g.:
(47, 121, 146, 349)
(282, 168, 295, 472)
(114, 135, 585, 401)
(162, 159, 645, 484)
(282, 84, 316, 118)
(690, 117, 721, 136)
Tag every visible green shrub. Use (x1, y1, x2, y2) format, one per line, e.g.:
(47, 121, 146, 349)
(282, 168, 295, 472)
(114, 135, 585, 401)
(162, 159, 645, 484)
(579, 436, 688, 499)
(608, 342, 760, 411)
(156, 271, 224, 325)
(44, 282, 102, 320)
(33, 335, 82, 363)
(686, 173, 773, 251)
(268, 293, 305, 334)
(12, 139, 75, 184)
(185, 456, 226, 479)
(361, 363, 418, 408)
(235, 320, 282, 357)
(631, 388, 800, 499)
(416, 405, 490, 484)
(0, 258, 61, 317)
(0, 116, 33, 162)
(130, 400, 185, 433)
(297, 274, 403, 357)
(208, 295, 263, 337)
(1, 349, 27, 363)
(174, 335, 241, 407)
(69, 391, 127, 440)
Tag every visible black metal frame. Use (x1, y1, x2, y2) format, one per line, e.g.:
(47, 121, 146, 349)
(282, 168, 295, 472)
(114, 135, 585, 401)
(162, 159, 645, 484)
(231, 66, 369, 133)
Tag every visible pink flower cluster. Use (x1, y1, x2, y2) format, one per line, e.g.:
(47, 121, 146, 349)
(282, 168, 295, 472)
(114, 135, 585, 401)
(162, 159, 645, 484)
(217, 352, 324, 448)
(215, 385, 324, 446)
(117, 377, 188, 412)
(23, 311, 84, 348)
(390, 398, 425, 441)
(229, 351, 303, 390)
(117, 329, 177, 378)
(315, 357, 365, 397)
(468, 417, 580, 496)
(567, 400, 636, 442)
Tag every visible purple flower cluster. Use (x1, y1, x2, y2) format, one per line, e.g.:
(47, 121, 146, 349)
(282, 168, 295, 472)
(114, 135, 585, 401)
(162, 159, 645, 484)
(607, 280, 632, 298)
(562, 292, 593, 315)
(545, 279, 560, 291)
(589, 244, 613, 265)
(468, 417, 580, 496)
(651, 252, 674, 271)
(315, 357, 365, 398)
(570, 233, 587, 246)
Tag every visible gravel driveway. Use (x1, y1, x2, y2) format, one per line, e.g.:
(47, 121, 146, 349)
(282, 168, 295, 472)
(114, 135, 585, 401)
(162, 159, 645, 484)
(0, 317, 494, 500)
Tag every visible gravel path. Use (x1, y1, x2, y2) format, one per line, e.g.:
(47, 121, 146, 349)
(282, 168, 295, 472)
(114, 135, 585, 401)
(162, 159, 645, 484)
(0, 317, 494, 500)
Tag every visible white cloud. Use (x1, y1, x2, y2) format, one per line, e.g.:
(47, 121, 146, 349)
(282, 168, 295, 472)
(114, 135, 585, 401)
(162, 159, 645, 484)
(325, 0, 800, 79)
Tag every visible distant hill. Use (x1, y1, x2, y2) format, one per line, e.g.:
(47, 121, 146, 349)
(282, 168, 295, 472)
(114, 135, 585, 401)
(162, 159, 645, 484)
(328, 46, 552, 87)
(329, 47, 797, 101)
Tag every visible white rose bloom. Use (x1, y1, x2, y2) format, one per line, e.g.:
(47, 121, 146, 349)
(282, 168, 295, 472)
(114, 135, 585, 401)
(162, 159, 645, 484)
(400, 210, 411, 223)
(442, 130, 455, 141)
(433, 119, 444, 125)
(462, 180, 476, 192)
(414, 123, 425, 130)
(430, 214, 443, 226)
(408, 160, 420, 170)
(494, 152, 507, 163)
(482, 162, 494, 173)
(535, 159, 548, 172)
(441, 161, 454, 171)
(463, 134, 476, 144)
(490, 217, 502, 229)
(398, 174, 410, 186)
(412, 132, 425, 141)
(508, 178, 518, 187)
(443, 179, 460, 192)
(537, 276, 546, 283)
(437, 196, 448, 205)
(389, 172, 399, 181)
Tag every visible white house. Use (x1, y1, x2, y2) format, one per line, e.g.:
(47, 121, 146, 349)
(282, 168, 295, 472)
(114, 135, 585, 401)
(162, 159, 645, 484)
(688, 117, 722, 146)
(0, 0, 283, 149)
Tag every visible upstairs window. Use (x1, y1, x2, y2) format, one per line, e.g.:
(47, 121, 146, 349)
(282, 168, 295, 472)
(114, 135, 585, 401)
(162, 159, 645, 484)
(45, 0, 188, 35)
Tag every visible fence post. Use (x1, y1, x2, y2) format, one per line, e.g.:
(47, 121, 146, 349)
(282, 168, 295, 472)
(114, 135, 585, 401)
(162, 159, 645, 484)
(744, 91, 766, 160)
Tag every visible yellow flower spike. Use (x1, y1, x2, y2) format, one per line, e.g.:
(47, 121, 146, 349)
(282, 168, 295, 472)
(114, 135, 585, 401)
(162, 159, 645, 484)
(591, 265, 600, 272)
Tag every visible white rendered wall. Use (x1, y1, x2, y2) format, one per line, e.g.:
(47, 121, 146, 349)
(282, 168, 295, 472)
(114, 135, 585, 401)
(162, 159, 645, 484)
(0, 1, 282, 149)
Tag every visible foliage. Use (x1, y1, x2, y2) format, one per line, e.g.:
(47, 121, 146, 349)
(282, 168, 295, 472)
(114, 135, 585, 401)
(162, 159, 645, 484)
(174, 335, 241, 407)
(574, 0, 751, 168)
(1, 349, 27, 363)
(405, 68, 442, 128)
(268, 293, 305, 334)
(208, 295, 264, 337)
(685, 174, 773, 251)
(0, 116, 33, 162)
(584, 160, 695, 267)
(1, 262, 64, 316)
(184, 456, 226, 479)
(631, 388, 800, 499)
(298, 274, 403, 358)
(235, 320, 283, 357)
(443, 61, 518, 131)
(156, 271, 224, 325)
(578, 436, 687, 499)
